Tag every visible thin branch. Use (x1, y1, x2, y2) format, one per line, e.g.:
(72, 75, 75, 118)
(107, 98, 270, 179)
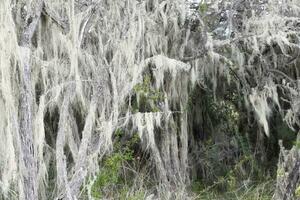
(181, 50, 207, 62)
(268, 69, 296, 83)
(42, 4, 69, 32)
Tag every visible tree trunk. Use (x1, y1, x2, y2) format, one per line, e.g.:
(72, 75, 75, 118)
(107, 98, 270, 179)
(273, 137, 300, 200)
(17, 1, 43, 199)
(19, 46, 38, 200)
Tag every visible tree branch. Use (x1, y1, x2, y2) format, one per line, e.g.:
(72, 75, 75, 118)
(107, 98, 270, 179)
(42, 3, 69, 33)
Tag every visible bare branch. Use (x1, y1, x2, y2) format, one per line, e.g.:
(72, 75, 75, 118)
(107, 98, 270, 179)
(42, 3, 69, 33)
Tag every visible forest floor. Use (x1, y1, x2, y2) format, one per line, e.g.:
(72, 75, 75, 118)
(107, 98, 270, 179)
(192, 179, 275, 200)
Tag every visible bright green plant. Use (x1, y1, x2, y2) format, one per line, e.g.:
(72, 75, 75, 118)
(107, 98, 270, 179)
(91, 130, 140, 199)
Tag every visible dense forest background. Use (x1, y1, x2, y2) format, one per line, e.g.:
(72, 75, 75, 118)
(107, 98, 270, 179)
(0, 0, 300, 199)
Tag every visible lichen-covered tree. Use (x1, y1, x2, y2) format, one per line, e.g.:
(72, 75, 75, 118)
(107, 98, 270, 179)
(0, 0, 299, 199)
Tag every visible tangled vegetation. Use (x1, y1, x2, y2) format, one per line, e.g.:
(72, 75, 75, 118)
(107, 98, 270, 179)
(0, 0, 300, 199)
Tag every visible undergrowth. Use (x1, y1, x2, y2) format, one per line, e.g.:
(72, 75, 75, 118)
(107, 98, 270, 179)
(192, 179, 274, 200)
(90, 129, 145, 200)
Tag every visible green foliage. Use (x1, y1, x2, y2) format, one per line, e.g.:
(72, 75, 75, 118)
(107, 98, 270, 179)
(191, 175, 274, 200)
(133, 75, 164, 113)
(186, 86, 275, 199)
(193, 181, 274, 200)
(295, 185, 300, 198)
(91, 153, 124, 199)
(205, 94, 239, 129)
(118, 187, 145, 200)
(199, 2, 208, 14)
(91, 130, 140, 199)
(276, 121, 296, 149)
